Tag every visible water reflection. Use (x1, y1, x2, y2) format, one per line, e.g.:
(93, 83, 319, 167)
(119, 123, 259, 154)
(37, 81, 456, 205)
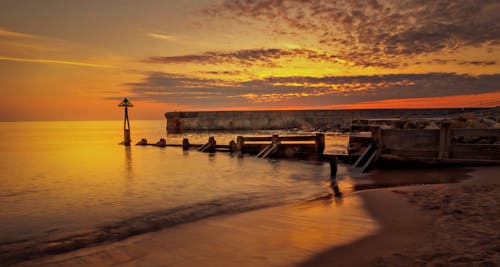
(124, 146, 132, 176)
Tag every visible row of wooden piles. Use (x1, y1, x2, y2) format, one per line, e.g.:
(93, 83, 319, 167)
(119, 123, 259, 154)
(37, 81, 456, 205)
(136, 134, 326, 159)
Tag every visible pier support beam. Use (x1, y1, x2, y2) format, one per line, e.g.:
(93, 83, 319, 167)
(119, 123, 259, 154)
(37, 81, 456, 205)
(229, 140, 236, 152)
(236, 136, 244, 154)
(439, 122, 452, 159)
(182, 138, 190, 150)
(315, 133, 325, 153)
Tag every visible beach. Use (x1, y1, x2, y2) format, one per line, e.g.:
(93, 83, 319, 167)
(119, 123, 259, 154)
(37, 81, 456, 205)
(302, 167, 500, 266)
(11, 166, 499, 267)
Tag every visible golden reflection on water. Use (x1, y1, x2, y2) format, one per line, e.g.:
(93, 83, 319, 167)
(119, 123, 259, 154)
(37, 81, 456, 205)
(0, 120, 353, 244)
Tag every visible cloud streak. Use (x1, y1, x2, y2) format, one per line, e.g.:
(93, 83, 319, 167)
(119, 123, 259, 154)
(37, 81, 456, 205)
(146, 33, 176, 41)
(0, 28, 37, 39)
(0, 56, 113, 68)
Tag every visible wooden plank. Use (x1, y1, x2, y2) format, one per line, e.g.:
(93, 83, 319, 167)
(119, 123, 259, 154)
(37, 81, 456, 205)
(383, 149, 438, 158)
(243, 136, 272, 142)
(280, 144, 316, 153)
(451, 129, 500, 138)
(243, 135, 318, 142)
(382, 129, 440, 152)
(382, 129, 440, 137)
(279, 136, 316, 141)
(240, 143, 269, 154)
(451, 144, 500, 160)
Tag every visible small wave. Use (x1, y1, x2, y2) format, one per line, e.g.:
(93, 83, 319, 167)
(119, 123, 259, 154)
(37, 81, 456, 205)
(0, 192, 299, 265)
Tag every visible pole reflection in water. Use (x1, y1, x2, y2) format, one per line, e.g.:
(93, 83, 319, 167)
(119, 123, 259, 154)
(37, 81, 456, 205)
(329, 156, 343, 200)
(125, 146, 132, 177)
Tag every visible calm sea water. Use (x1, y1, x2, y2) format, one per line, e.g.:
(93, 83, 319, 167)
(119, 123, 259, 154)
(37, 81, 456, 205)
(0, 120, 351, 247)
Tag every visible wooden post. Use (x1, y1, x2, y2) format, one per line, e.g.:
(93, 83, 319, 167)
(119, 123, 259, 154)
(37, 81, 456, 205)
(329, 155, 337, 177)
(136, 138, 147, 146)
(182, 138, 190, 150)
(371, 126, 383, 148)
(315, 133, 325, 153)
(229, 140, 236, 152)
(156, 138, 166, 147)
(236, 136, 244, 154)
(439, 122, 451, 159)
(123, 107, 131, 146)
(329, 155, 341, 197)
(123, 129, 131, 146)
(208, 136, 216, 146)
(272, 134, 279, 145)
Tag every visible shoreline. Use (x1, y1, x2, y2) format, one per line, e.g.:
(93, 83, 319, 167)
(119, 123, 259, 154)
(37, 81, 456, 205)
(12, 167, 500, 266)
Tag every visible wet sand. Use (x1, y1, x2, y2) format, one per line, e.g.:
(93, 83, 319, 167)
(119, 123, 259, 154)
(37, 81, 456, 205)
(13, 167, 500, 267)
(301, 166, 500, 266)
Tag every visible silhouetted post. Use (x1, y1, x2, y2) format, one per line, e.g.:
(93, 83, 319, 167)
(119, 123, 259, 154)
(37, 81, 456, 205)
(136, 138, 147, 146)
(330, 156, 338, 177)
(371, 126, 383, 148)
(156, 138, 166, 147)
(182, 138, 190, 150)
(118, 98, 133, 146)
(207, 136, 216, 152)
(229, 140, 236, 152)
(329, 155, 342, 197)
(236, 136, 244, 154)
(272, 134, 279, 145)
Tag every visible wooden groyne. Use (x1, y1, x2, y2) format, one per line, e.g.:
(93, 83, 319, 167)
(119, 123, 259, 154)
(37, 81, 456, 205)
(348, 122, 500, 171)
(135, 134, 326, 159)
(234, 133, 325, 159)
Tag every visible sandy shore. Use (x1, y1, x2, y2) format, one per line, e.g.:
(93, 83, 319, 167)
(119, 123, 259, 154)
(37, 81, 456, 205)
(13, 167, 500, 267)
(301, 166, 500, 267)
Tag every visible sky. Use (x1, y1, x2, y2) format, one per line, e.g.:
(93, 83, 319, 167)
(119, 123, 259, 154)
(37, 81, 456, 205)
(0, 0, 499, 121)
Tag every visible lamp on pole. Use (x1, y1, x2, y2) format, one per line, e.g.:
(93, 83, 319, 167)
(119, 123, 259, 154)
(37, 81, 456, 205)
(119, 98, 133, 146)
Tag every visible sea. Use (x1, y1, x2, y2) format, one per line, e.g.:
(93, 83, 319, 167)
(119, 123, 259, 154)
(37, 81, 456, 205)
(0, 120, 359, 259)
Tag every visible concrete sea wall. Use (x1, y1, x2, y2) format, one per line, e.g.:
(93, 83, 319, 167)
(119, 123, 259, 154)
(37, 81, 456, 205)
(165, 108, 484, 133)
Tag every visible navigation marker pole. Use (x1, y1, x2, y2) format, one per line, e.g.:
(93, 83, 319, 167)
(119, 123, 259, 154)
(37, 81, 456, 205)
(119, 98, 133, 146)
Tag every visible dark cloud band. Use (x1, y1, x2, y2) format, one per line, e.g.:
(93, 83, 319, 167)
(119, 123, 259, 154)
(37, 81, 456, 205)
(125, 72, 500, 108)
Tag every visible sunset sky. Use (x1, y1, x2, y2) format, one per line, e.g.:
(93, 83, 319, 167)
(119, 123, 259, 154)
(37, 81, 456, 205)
(0, 0, 499, 121)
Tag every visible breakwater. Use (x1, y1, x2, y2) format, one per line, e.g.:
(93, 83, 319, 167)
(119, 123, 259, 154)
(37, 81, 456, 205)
(165, 108, 484, 133)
